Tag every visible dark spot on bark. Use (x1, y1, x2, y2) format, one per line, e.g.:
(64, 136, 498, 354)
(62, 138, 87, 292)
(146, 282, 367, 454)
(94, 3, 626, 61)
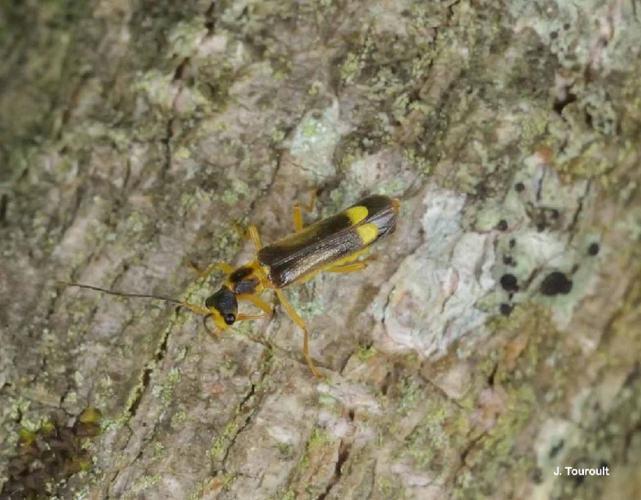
(502, 255, 515, 266)
(588, 242, 600, 256)
(531, 467, 543, 484)
(549, 439, 564, 458)
(204, 1, 218, 32)
(515, 182, 525, 192)
(509, 238, 516, 248)
(380, 371, 392, 395)
(496, 219, 508, 231)
(499, 303, 513, 316)
(550, 209, 559, 219)
(536, 221, 546, 232)
(540, 272, 573, 296)
(553, 90, 577, 114)
(487, 362, 498, 386)
(172, 57, 190, 81)
(500, 274, 519, 292)
(0, 194, 7, 225)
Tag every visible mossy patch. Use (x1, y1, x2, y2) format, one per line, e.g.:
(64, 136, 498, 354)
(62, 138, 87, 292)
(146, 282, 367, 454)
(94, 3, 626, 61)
(1, 408, 102, 498)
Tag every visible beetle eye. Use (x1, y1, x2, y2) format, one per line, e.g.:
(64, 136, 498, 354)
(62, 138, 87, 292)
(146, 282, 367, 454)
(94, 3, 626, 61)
(224, 313, 236, 325)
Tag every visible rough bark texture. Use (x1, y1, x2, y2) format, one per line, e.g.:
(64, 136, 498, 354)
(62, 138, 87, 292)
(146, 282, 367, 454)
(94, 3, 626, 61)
(1, 1, 641, 499)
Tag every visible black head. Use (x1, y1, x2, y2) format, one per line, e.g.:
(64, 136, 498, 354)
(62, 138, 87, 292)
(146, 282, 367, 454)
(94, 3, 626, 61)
(205, 286, 238, 326)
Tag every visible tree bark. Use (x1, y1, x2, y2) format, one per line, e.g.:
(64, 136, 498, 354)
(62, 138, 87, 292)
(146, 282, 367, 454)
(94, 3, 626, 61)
(1, 1, 641, 498)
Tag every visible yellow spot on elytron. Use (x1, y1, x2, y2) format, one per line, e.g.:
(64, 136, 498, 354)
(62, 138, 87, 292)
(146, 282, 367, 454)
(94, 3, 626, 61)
(356, 223, 378, 244)
(345, 206, 368, 225)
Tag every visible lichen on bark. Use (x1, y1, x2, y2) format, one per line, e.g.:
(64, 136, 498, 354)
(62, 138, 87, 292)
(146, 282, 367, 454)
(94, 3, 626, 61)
(1, 1, 641, 499)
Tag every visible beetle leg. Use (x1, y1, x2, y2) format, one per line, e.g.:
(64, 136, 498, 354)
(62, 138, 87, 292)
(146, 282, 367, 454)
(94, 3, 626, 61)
(237, 312, 268, 321)
(326, 261, 369, 274)
(293, 189, 317, 232)
(202, 315, 224, 337)
(248, 224, 263, 252)
(190, 261, 235, 281)
(237, 293, 273, 316)
(293, 205, 305, 232)
(325, 252, 374, 274)
(274, 289, 321, 378)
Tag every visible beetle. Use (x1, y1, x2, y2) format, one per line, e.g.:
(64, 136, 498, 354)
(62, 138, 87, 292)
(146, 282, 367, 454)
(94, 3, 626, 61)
(62, 194, 400, 377)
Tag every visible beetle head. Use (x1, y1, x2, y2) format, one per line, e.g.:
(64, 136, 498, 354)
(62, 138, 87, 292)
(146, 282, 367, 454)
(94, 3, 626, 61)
(205, 286, 238, 331)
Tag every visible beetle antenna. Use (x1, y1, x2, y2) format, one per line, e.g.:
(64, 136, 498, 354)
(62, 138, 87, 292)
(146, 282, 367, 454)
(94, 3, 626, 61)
(57, 281, 183, 305)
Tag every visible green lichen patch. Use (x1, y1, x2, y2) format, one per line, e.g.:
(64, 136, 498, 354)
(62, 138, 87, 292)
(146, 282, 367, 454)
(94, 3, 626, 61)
(287, 427, 339, 499)
(209, 419, 241, 463)
(288, 104, 345, 182)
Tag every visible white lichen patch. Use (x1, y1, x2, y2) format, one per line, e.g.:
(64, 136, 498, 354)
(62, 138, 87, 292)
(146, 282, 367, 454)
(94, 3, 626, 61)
(374, 185, 495, 359)
(51, 199, 110, 267)
(490, 159, 600, 331)
(366, 0, 413, 38)
(512, 0, 641, 75)
(388, 460, 441, 496)
(288, 100, 349, 182)
(266, 423, 298, 447)
(532, 418, 581, 499)
(344, 149, 416, 196)
(221, 178, 251, 206)
(196, 33, 228, 59)
(172, 84, 210, 115)
(317, 380, 382, 415)
(134, 69, 176, 111)
(166, 18, 208, 60)
(317, 409, 354, 440)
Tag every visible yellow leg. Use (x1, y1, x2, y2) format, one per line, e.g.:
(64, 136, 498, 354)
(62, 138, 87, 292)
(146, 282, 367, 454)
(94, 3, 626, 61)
(248, 224, 262, 252)
(293, 190, 317, 232)
(237, 313, 268, 321)
(191, 261, 234, 281)
(274, 289, 321, 378)
(293, 206, 304, 233)
(238, 293, 273, 316)
(182, 299, 245, 336)
(202, 315, 227, 337)
(183, 301, 223, 337)
(324, 250, 373, 274)
(326, 261, 368, 273)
